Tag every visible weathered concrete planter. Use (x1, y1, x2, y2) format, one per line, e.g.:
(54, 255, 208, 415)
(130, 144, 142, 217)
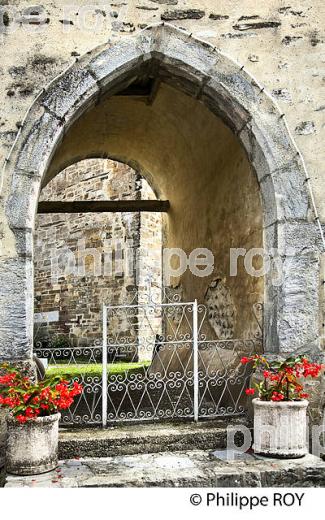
(253, 398, 308, 458)
(0, 408, 8, 468)
(6, 413, 60, 475)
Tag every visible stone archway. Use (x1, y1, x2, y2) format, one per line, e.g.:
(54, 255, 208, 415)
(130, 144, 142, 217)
(0, 23, 320, 367)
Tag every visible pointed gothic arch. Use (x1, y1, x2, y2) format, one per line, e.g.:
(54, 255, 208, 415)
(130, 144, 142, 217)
(0, 23, 320, 364)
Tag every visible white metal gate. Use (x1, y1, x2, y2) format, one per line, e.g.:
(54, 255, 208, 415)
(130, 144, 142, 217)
(102, 299, 199, 425)
(34, 295, 262, 427)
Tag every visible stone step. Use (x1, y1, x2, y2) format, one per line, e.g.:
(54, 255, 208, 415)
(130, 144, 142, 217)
(58, 417, 249, 459)
(5, 450, 325, 488)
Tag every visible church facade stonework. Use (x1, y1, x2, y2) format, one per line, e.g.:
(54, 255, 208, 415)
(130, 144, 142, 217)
(0, 2, 324, 422)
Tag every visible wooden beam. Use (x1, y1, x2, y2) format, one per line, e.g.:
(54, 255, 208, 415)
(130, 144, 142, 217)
(37, 200, 170, 214)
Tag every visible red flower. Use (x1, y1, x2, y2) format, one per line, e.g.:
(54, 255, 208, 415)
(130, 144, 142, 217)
(241, 357, 250, 364)
(25, 407, 38, 419)
(271, 391, 284, 402)
(303, 363, 323, 378)
(16, 415, 27, 424)
(0, 363, 83, 422)
(263, 370, 270, 379)
(70, 382, 83, 397)
(0, 373, 16, 385)
(245, 388, 255, 395)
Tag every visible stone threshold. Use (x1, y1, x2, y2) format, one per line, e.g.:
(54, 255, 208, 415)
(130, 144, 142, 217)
(58, 417, 249, 459)
(5, 450, 325, 488)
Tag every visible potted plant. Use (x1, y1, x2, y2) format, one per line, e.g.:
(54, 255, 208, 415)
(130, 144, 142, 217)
(241, 354, 323, 458)
(0, 363, 82, 475)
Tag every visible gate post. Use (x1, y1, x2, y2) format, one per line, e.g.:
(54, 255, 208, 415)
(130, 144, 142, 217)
(193, 299, 199, 422)
(102, 304, 108, 427)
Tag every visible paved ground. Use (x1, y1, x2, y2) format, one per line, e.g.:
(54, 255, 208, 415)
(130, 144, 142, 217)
(4, 450, 325, 487)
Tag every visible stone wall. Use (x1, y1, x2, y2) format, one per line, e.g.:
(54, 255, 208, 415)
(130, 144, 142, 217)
(0, 2, 324, 421)
(34, 158, 162, 350)
(0, 1, 324, 219)
(1, 1, 323, 348)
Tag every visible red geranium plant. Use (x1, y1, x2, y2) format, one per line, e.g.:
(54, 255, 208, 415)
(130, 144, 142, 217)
(241, 354, 323, 402)
(0, 363, 82, 423)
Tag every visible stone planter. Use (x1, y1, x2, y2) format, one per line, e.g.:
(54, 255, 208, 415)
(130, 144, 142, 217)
(6, 413, 60, 475)
(253, 398, 308, 458)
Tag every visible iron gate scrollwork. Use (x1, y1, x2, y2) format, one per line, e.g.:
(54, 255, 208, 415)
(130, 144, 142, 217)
(33, 343, 103, 425)
(102, 298, 198, 424)
(34, 293, 262, 426)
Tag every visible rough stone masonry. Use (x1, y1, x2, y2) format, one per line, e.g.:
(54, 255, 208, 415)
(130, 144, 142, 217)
(0, 2, 324, 425)
(34, 158, 162, 350)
